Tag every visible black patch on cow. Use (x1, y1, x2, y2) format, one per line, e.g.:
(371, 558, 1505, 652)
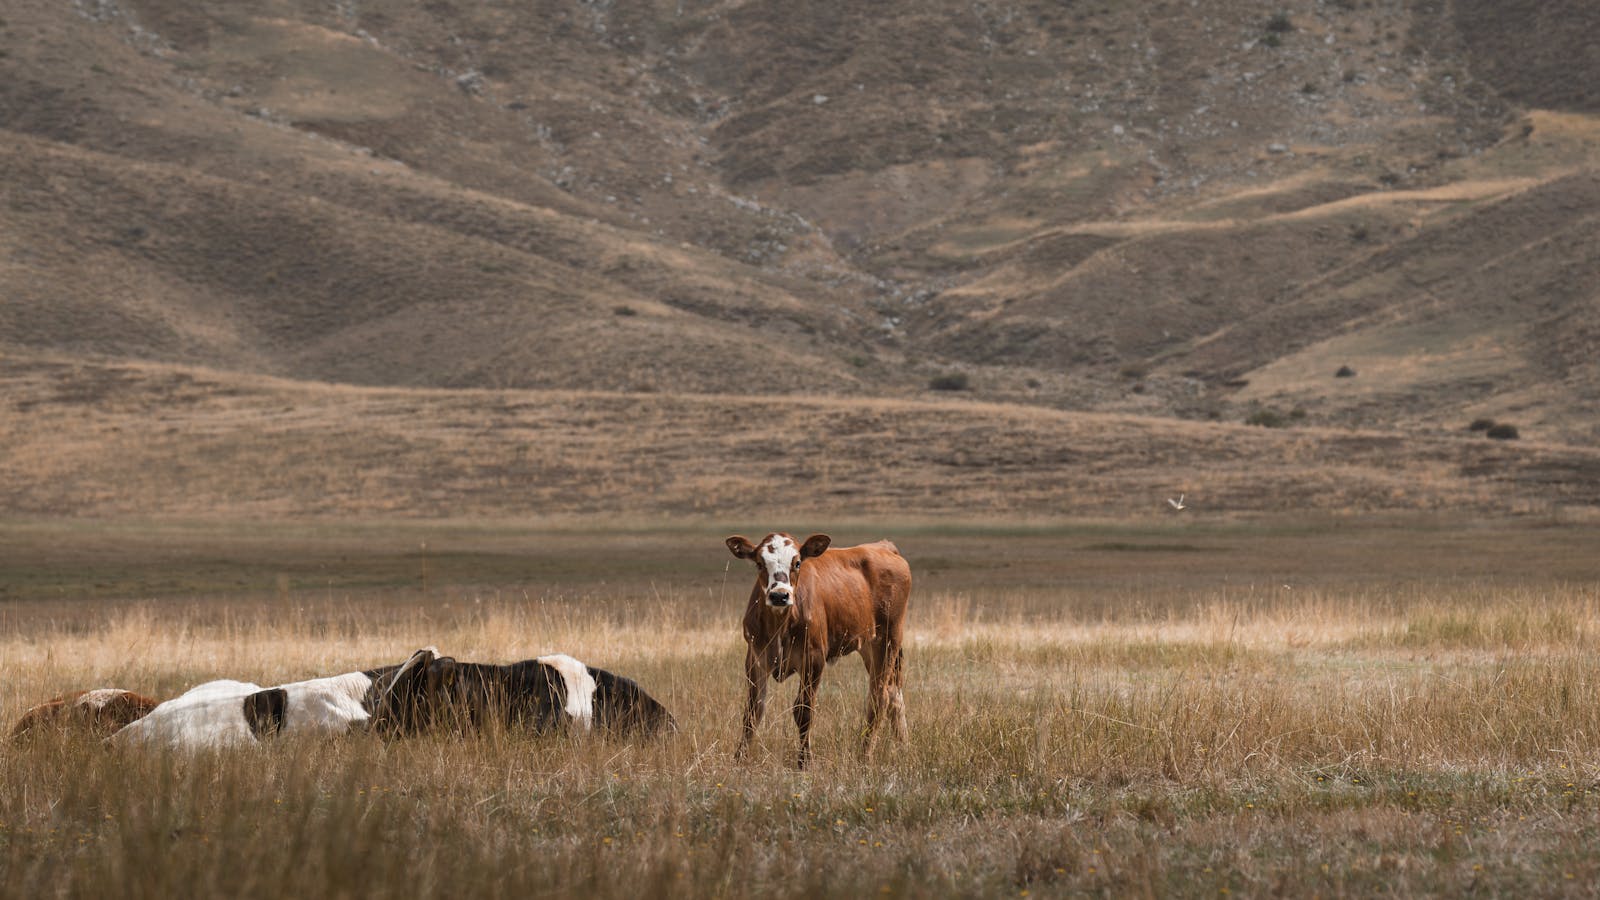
(588, 666, 676, 736)
(363, 652, 436, 735)
(243, 688, 288, 739)
(369, 655, 674, 740)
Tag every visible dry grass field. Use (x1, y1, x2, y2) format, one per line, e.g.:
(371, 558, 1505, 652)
(8, 355, 1600, 524)
(3, 519, 1598, 898)
(6, 3, 1599, 894)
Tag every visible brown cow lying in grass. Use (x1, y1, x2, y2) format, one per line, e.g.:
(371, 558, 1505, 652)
(11, 689, 162, 740)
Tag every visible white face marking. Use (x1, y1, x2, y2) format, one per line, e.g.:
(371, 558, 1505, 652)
(757, 535, 801, 604)
(537, 654, 597, 731)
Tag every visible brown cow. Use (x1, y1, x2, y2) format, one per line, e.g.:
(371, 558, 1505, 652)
(725, 532, 911, 768)
(11, 689, 161, 740)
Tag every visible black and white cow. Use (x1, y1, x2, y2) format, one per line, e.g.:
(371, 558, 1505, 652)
(375, 653, 675, 738)
(109, 648, 436, 749)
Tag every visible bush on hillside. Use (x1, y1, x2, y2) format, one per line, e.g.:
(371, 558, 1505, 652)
(1485, 424, 1520, 440)
(1246, 408, 1287, 428)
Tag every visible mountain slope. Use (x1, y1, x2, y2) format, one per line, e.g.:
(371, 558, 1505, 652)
(1, 0, 1597, 443)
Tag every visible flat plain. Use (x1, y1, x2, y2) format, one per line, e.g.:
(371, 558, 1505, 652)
(3, 517, 1597, 898)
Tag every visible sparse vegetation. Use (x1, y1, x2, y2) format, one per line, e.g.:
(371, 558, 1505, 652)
(1469, 418, 1497, 431)
(3, 522, 1599, 898)
(1241, 406, 1292, 425)
(1486, 423, 1521, 440)
(8, 359, 1600, 520)
(1335, 365, 1357, 378)
(4, 0, 1598, 439)
(4, 0, 1600, 891)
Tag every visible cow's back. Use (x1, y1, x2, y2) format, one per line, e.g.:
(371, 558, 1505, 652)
(11, 689, 160, 739)
(819, 541, 911, 609)
(802, 541, 910, 653)
(444, 661, 569, 732)
(110, 680, 262, 748)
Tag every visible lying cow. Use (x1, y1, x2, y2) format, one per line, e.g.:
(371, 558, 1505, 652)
(109, 648, 436, 749)
(11, 689, 162, 740)
(726, 532, 911, 768)
(375, 653, 675, 738)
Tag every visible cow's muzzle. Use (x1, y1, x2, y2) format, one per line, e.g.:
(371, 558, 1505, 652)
(766, 589, 792, 607)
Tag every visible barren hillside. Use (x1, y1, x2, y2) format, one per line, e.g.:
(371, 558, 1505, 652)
(2, 0, 1597, 517)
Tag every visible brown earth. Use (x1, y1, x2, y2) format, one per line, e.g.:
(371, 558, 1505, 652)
(4, 355, 1598, 520)
(2, 0, 1598, 517)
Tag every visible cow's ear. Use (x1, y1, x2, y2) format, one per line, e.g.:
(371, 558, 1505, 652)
(726, 536, 757, 559)
(381, 647, 437, 696)
(800, 534, 832, 558)
(427, 657, 458, 685)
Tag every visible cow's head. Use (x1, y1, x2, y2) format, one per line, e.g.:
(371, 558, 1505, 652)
(365, 647, 438, 736)
(725, 532, 831, 608)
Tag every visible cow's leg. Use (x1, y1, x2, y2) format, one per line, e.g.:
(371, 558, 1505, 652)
(887, 640, 908, 742)
(735, 648, 769, 761)
(860, 645, 892, 759)
(792, 657, 824, 770)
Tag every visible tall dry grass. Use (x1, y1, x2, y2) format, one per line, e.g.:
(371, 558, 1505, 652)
(4, 573, 1599, 898)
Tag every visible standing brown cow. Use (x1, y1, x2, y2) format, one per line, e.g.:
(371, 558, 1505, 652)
(725, 532, 911, 769)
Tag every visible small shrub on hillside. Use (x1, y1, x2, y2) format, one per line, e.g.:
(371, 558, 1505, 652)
(1266, 12, 1294, 33)
(1335, 365, 1356, 378)
(612, 305, 638, 316)
(929, 372, 971, 392)
(1246, 407, 1289, 428)
(1485, 423, 1520, 440)
(1467, 418, 1496, 432)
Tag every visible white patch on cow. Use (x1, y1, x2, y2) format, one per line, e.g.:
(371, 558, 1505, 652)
(757, 535, 800, 595)
(276, 672, 375, 733)
(111, 672, 378, 749)
(536, 654, 597, 731)
(76, 688, 128, 710)
(109, 680, 262, 749)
